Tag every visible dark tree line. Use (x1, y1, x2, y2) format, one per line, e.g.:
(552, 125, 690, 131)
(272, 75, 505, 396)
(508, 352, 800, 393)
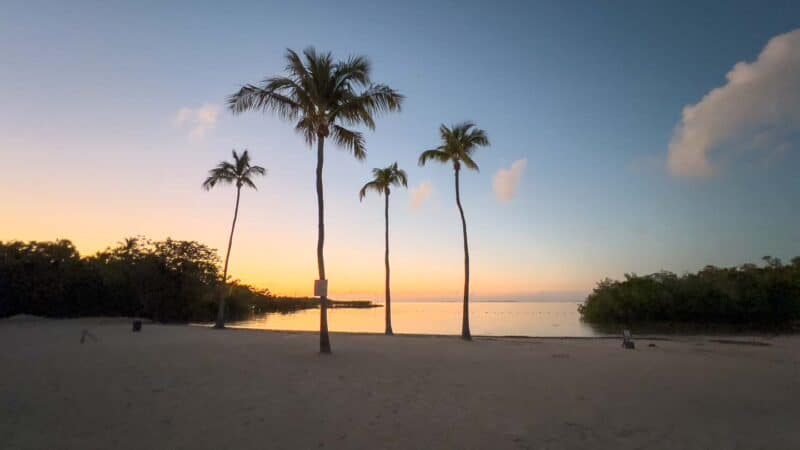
(0, 237, 288, 322)
(579, 256, 800, 326)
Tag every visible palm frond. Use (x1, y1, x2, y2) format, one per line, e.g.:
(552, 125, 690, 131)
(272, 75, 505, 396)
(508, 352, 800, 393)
(333, 55, 371, 88)
(460, 153, 480, 172)
(201, 176, 219, 190)
(241, 178, 258, 190)
(359, 180, 383, 201)
(394, 165, 409, 187)
(332, 90, 376, 129)
(202, 169, 234, 190)
(228, 81, 301, 120)
(418, 148, 450, 166)
(233, 150, 245, 171)
(331, 125, 366, 160)
(334, 85, 403, 128)
(438, 123, 452, 142)
(285, 48, 311, 84)
(466, 127, 489, 148)
(452, 121, 476, 134)
(247, 165, 267, 176)
(295, 116, 317, 145)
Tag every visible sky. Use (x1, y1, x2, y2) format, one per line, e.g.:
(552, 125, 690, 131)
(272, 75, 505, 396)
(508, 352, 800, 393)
(1, 0, 799, 301)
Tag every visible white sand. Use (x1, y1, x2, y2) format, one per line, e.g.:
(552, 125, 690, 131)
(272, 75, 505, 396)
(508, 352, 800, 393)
(1, 318, 799, 449)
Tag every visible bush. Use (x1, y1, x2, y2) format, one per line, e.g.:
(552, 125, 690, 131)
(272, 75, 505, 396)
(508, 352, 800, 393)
(0, 237, 302, 322)
(578, 257, 800, 325)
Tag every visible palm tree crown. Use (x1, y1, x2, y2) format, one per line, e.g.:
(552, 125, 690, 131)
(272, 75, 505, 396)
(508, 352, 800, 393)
(359, 162, 408, 200)
(228, 47, 404, 157)
(418, 122, 489, 170)
(202, 149, 266, 191)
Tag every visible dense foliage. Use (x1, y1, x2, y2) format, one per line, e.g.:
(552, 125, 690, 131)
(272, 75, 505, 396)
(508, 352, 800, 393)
(579, 257, 800, 325)
(0, 237, 302, 322)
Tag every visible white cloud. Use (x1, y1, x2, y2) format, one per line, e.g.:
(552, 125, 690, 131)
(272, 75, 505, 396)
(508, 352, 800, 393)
(173, 104, 219, 139)
(409, 181, 433, 211)
(667, 28, 800, 178)
(493, 159, 527, 203)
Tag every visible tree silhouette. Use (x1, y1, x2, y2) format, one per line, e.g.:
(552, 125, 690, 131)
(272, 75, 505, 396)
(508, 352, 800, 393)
(359, 162, 408, 335)
(229, 47, 403, 353)
(203, 149, 266, 328)
(419, 122, 489, 340)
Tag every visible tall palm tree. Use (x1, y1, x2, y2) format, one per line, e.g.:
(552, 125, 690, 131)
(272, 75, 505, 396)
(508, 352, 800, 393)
(419, 122, 489, 340)
(229, 47, 403, 353)
(202, 149, 266, 329)
(359, 162, 408, 335)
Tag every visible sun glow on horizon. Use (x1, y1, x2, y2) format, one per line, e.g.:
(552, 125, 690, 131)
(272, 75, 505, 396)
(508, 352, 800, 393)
(0, 207, 586, 300)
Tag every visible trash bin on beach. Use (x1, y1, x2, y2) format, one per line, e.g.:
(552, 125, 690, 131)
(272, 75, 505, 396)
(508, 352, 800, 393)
(132, 320, 142, 332)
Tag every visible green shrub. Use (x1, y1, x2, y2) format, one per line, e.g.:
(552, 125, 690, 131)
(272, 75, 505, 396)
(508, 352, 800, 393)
(579, 257, 800, 325)
(0, 237, 313, 322)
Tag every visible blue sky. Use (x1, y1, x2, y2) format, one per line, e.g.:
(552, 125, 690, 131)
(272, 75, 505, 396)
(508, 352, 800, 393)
(1, 1, 799, 300)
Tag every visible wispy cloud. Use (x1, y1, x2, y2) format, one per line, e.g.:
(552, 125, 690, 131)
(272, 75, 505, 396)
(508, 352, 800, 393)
(667, 28, 800, 178)
(493, 159, 527, 203)
(409, 181, 433, 211)
(173, 104, 219, 139)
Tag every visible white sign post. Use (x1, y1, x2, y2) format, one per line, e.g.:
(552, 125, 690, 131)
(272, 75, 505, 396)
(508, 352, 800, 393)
(314, 279, 328, 297)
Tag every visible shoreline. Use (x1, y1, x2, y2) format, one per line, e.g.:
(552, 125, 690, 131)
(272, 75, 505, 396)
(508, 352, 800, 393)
(3, 315, 790, 344)
(216, 325, 784, 345)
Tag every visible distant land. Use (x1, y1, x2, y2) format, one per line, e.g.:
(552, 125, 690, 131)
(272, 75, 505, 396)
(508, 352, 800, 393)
(358, 292, 589, 303)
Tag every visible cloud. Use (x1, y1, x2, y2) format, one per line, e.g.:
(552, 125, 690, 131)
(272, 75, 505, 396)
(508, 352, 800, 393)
(667, 28, 800, 178)
(493, 159, 527, 203)
(174, 104, 219, 139)
(409, 181, 433, 211)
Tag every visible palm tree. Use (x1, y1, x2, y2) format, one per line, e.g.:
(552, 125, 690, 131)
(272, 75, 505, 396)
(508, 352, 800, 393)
(202, 149, 266, 329)
(418, 122, 489, 340)
(229, 47, 403, 353)
(359, 162, 408, 335)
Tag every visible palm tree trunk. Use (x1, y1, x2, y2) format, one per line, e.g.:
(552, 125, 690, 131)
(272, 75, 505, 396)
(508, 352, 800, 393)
(316, 136, 332, 353)
(384, 191, 393, 335)
(215, 186, 241, 329)
(454, 167, 471, 340)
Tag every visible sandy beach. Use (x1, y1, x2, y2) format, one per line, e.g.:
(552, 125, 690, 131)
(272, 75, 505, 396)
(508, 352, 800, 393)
(1, 317, 799, 450)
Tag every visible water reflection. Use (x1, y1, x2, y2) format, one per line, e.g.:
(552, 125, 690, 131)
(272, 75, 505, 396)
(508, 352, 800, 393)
(230, 301, 608, 337)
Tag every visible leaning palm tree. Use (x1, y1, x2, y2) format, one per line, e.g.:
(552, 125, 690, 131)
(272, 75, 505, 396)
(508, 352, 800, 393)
(419, 122, 489, 340)
(202, 149, 266, 329)
(229, 47, 403, 353)
(359, 162, 408, 335)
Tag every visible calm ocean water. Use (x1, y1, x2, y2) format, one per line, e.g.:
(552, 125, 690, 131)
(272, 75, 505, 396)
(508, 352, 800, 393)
(230, 301, 613, 337)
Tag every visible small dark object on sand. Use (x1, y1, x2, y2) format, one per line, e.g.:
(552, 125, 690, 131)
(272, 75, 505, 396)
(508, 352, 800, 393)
(132, 320, 142, 332)
(80, 329, 98, 344)
(648, 343, 656, 348)
(622, 329, 635, 349)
